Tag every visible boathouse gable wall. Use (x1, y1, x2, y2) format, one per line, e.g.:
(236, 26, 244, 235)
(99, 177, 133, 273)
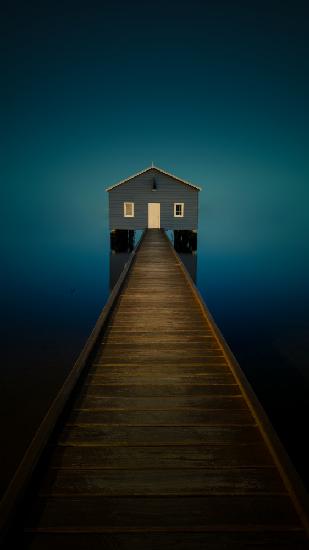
(108, 169, 198, 230)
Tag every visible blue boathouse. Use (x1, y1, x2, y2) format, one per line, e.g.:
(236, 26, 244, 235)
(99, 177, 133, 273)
(106, 166, 201, 231)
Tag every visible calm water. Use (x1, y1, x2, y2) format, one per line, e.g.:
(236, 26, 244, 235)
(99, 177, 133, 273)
(1, 224, 309, 499)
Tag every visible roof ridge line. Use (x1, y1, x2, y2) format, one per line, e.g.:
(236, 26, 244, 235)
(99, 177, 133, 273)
(105, 166, 202, 192)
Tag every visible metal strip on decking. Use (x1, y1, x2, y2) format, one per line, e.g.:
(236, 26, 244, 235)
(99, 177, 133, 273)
(4, 229, 309, 549)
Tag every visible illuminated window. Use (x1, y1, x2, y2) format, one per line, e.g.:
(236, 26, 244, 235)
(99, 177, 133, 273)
(124, 202, 134, 217)
(174, 203, 184, 217)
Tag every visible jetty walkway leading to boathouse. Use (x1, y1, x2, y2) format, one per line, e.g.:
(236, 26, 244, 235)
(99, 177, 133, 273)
(2, 229, 309, 549)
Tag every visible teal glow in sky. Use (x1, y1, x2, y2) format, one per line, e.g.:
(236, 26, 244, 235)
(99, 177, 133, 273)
(3, 0, 309, 323)
(4, 0, 309, 254)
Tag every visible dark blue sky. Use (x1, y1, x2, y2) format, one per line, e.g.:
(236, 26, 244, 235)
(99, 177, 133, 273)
(3, 0, 309, 272)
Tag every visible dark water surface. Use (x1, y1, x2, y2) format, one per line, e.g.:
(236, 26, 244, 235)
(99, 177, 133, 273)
(1, 225, 308, 500)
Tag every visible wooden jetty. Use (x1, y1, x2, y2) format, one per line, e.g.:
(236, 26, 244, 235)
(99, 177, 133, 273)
(1, 229, 309, 549)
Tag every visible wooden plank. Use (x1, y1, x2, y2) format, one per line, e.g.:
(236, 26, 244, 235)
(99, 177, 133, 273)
(57, 425, 262, 446)
(105, 327, 210, 332)
(98, 341, 222, 350)
(93, 357, 228, 365)
(73, 395, 248, 410)
(89, 365, 231, 376)
(92, 358, 229, 366)
(109, 308, 206, 315)
(80, 384, 240, 398)
(24, 495, 301, 529)
(112, 306, 203, 313)
(118, 297, 195, 304)
(21, 531, 309, 550)
(100, 343, 221, 350)
(48, 443, 274, 469)
(87, 372, 235, 384)
(124, 285, 191, 291)
(102, 334, 214, 343)
(65, 408, 254, 426)
(39, 468, 285, 496)
(85, 374, 235, 386)
(106, 322, 208, 330)
(106, 322, 209, 329)
(97, 350, 225, 360)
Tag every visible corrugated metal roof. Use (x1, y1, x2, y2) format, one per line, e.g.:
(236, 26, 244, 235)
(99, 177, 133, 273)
(105, 165, 202, 192)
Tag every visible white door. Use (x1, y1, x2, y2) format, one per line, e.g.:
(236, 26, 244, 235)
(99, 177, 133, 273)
(148, 203, 160, 228)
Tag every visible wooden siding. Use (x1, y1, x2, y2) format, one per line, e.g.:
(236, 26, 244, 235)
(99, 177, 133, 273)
(3, 230, 309, 549)
(108, 168, 198, 230)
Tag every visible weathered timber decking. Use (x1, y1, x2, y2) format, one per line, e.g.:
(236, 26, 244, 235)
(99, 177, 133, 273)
(4, 229, 309, 549)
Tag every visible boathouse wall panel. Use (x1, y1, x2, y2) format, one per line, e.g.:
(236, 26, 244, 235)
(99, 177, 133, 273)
(108, 169, 198, 230)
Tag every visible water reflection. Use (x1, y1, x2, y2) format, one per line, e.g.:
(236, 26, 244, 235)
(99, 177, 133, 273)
(110, 251, 132, 290)
(177, 253, 197, 284)
(172, 230, 197, 284)
(109, 229, 144, 290)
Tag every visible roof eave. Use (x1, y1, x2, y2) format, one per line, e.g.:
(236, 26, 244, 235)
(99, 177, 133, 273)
(105, 165, 202, 192)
